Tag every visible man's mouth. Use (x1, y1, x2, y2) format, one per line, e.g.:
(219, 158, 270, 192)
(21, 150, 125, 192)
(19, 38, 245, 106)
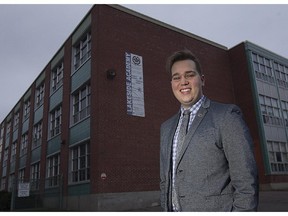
(180, 88, 191, 93)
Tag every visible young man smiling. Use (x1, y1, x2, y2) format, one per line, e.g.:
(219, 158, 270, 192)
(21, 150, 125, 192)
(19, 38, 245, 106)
(170, 57, 205, 109)
(160, 49, 259, 211)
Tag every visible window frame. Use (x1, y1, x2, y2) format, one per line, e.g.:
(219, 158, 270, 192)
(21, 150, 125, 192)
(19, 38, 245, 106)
(73, 31, 91, 72)
(268, 140, 288, 174)
(33, 121, 42, 149)
(49, 106, 62, 138)
(51, 61, 64, 93)
(69, 142, 90, 183)
(46, 153, 60, 188)
(72, 83, 91, 124)
(20, 133, 28, 156)
(259, 94, 282, 126)
(30, 162, 41, 190)
(10, 141, 17, 163)
(35, 83, 45, 108)
(13, 112, 20, 131)
(23, 99, 31, 120)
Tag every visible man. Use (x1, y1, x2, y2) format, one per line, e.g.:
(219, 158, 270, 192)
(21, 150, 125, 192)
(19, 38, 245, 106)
(160, 49, 258, 211)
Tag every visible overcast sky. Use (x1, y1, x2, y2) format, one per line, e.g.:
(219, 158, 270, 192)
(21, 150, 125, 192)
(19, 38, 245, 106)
(1, 4, 288, 122)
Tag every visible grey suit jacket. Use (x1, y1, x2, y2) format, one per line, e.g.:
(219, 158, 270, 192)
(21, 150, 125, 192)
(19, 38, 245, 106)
(160, 98, 258, 211)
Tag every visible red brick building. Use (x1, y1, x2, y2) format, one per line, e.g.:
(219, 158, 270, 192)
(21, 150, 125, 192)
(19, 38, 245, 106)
(0, 5, 287, 211)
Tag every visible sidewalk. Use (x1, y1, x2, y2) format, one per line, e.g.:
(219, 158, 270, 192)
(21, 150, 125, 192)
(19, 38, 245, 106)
(258, 191, 288, 212)
(136, 191, 288, 212)
(12, 191, 288, 212)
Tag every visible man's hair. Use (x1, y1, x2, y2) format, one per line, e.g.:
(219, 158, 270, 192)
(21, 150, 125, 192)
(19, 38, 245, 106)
(166, 49, 203, 75)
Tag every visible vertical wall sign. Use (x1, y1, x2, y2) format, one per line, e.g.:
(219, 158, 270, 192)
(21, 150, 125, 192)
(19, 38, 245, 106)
(125, 52, 145, 117)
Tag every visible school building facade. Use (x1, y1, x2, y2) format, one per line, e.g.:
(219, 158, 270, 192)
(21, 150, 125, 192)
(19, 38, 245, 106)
(0, 5, 288, 211)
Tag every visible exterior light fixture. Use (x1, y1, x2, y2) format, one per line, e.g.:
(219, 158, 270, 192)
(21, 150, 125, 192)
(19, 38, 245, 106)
(106, 69, 116, 80)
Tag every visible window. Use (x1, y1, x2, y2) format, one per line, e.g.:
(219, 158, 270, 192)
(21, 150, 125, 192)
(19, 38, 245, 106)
(23, 99, 31, 120)
(6, 121, 11, 139)
(70, 142, 90, 183)
(50, 106, 62, 138)
(0, 125, 4, 161)
(252, 52, 275, 84)
(281, 100, 288, 127)
(18, 169, 25, 183)
(259, 94, 282, 126)
(33, 121, 42, 149)
(20, 133, 28, 156)
(268, 141, 288, 173)
(14, 112, 20, 130)
(0, 143, 2, 162)
(72, 84, 91, 124)
(11, 141, 17, 163)
(36, 83, 45, 107)
(46, 154, 60, 187)
(51, 62, 64, 93)
(0, 124, 4, 143)
(3, 148, 8, 167)
(31, 162, 40, 190)
(73, 31, 91, 71)
(274, 62, 288, 88)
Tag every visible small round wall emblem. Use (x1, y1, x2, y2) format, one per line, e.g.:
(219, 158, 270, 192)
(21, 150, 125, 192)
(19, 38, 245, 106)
(101, 173, 107, 180)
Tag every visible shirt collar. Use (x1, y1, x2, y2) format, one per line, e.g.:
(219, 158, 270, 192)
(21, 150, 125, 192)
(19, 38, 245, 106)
(180, 95, 206, 114)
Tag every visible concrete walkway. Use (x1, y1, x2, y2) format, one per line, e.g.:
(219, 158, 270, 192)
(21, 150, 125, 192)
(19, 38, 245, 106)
(135, 191, 288, 212)
(258, 191, 288, 212)
(14, 191, 288, 212)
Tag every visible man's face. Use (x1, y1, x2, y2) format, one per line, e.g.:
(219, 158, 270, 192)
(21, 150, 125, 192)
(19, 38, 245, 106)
(171, 59, 205, 109)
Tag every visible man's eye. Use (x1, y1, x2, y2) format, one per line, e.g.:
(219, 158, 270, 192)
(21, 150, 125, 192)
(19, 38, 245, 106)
(185, 74, 194, 78)
(172, 76, 180, 81)
(185, 73, 196, 79)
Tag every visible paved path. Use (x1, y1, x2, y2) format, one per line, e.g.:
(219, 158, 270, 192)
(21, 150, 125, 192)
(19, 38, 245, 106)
(135, 191, 288, 212)
(258, 191, 288, 212)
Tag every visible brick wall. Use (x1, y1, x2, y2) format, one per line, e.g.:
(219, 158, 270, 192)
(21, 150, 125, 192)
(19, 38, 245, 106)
(90, 5, 235, 193)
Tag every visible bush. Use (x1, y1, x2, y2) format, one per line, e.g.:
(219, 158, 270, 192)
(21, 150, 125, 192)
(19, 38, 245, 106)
(0, 191, 11, 211)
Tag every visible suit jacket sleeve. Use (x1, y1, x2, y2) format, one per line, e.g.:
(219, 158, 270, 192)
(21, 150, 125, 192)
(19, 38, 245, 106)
(160, 124, 166, 210)
(221, 105, 259, 211)
(159, 114, 178, 211)
(160, 121, 171, 211)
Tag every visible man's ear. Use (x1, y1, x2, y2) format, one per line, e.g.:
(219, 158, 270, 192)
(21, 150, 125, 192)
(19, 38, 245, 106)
(201, 74, 205, 86)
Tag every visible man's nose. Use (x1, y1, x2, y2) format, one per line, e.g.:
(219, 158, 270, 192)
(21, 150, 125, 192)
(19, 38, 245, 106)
(180, 75, 189, 84)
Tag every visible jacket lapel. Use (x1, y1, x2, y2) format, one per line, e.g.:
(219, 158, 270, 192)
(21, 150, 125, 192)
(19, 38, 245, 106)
(175, 98, 210, 169)
(165, 112, 180, 175)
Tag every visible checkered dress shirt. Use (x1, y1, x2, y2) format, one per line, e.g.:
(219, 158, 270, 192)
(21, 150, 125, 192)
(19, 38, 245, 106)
(172, 95, 205, 211)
